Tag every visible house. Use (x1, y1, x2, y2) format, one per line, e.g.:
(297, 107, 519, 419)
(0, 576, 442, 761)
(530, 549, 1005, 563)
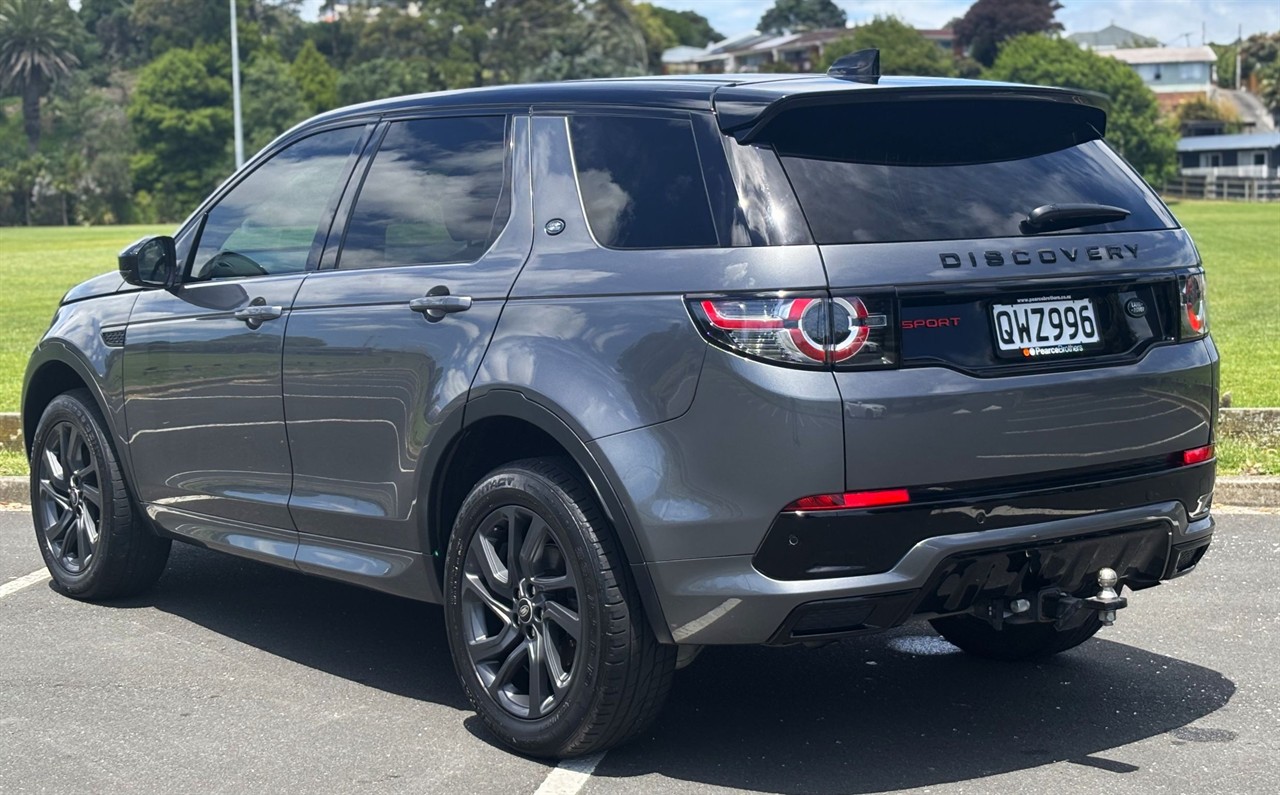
(1101, 46, 1218, 112)
(1069, 24, 1158, 51)
(1177, 132, 1280, 178)
(662, 26, 956, 74)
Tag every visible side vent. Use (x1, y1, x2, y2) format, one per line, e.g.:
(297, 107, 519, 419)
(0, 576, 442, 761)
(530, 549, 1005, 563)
(101, 328, 126, 348)
(826, 48, 880, 83)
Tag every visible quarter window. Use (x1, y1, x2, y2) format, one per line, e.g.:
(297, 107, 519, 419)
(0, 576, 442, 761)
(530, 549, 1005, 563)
(340, 116, 510, 269)
(568, 115, 717, 249)
(188, 126, 363, 280)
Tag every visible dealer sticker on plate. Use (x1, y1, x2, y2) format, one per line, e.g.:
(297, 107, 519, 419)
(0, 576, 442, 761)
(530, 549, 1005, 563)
(992, 296, 1100, 357)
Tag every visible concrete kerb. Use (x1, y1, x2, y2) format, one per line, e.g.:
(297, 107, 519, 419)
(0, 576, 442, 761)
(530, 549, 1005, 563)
(1, 413, 19, 452)
(2, 411, 1278, 507)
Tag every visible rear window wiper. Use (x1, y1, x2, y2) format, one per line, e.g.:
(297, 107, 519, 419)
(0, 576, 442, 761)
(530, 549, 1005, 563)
(1020, 203, 1131, 235)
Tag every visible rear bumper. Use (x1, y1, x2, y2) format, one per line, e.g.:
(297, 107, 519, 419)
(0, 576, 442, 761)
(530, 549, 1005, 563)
(645, 500, 1213, 645)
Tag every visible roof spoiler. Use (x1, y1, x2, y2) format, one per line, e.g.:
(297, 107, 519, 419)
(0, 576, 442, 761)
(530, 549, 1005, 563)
(826, 49, 880, 83)
(714, 83, 1112, 144)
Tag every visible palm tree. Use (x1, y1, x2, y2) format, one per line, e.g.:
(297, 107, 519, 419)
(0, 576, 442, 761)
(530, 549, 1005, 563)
(0, 0, 82, 154)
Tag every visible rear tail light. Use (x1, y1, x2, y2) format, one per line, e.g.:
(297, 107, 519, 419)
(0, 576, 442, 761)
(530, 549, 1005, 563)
(689, 292, 896, 369)
(1173, 444, 1214, 466)
(783, 488, 911, 512)
(1178, 273, 1209, 340)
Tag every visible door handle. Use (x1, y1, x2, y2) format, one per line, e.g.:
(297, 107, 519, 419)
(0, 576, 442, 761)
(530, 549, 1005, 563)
(234, 303, 283, 329)
(409, 294, 473, 321)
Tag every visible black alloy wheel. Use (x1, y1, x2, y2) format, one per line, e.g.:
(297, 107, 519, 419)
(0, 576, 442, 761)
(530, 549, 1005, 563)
(444, 458, 676, 758)
(37, 420, 103, 575)
(460, 504, 583, 720)
(30, 390, 170, 599)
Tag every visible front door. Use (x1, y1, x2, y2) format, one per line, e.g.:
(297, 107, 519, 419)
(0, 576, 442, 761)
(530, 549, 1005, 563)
(123, 125, 367, 534)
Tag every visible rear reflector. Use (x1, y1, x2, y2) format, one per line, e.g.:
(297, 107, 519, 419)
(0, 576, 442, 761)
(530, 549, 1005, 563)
(784, 488, 910, 512)
(1176, 445, 1215, 466)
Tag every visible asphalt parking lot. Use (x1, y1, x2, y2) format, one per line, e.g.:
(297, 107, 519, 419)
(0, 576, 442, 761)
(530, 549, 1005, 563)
(1, 506, 1277, 794)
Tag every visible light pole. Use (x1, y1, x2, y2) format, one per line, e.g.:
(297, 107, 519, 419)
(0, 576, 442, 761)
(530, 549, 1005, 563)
(230, 0, 245, 168)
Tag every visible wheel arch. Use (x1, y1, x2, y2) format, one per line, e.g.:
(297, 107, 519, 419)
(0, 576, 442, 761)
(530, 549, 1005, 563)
(22, 346, 111, 458)
(425, 389, 673, 643)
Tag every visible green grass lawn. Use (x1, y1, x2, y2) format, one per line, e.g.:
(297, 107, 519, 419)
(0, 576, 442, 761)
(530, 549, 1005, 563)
(1170, 200, 1280, 407)
(0, 224, 169, 413)
(0, 202, 1276, 476)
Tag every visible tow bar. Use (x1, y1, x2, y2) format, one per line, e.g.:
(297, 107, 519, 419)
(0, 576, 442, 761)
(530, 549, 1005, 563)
(974, 568, 1130, 629)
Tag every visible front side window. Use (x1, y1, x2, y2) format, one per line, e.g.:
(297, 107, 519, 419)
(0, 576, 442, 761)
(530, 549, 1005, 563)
(189, 126, 363, 280)
(339, 116, 510, 269)
(568, 115, 717, 249)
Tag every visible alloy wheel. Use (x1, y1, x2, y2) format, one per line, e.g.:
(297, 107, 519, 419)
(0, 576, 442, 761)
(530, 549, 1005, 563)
(36, 421, 102, 574)
(460, 505, 583, 720)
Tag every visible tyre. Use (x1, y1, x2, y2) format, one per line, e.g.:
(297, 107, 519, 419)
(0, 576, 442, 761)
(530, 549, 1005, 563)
(444, 457, 676, 758)
(29, 390, 170, 599)
(930, 612, 1104, 661)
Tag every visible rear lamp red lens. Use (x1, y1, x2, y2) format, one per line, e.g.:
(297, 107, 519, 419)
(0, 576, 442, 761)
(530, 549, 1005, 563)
(690, 294, 895, 369)
(1176, 444, 1215, 466)
(784, 488, 911, 512)
(1179, 273, 1209, 340)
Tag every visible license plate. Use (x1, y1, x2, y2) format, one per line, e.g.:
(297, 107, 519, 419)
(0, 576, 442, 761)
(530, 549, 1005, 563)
(991, 297, 1100, 355)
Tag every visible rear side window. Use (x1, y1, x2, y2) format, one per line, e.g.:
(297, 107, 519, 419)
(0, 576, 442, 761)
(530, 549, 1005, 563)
(340, 116, 510, 269)
(762, 99, 1176, 244)
(569, 115, 717, 249)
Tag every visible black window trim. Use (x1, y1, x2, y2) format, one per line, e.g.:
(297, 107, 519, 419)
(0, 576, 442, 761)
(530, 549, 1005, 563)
(328, 109, 519, 272)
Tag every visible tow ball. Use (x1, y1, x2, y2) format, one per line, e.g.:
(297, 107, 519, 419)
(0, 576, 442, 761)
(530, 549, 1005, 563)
(1082, 567, 1128, 626)
(976, 568, 1130, 628)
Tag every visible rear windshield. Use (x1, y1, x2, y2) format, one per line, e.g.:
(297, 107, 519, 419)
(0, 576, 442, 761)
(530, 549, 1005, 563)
(762, 99, 1176, 244)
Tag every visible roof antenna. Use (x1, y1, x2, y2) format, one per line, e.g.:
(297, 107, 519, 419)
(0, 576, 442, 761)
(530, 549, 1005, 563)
(827, 49, 880, 83)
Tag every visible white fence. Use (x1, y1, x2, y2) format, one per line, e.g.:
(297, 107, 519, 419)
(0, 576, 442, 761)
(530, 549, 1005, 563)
(1163, 174, 1280, 201)
(1180, 165, 1276, 179)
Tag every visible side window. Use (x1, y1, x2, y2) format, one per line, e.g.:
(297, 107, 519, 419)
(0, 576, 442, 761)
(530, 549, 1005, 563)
(339, 116, 510, 269)
(188, 126, 363, 281)
(568, 114, 716, 249)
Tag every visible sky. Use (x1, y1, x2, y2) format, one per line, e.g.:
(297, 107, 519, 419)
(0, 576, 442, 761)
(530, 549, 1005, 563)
(646, 1, 1280, 45)
(294, 0, 1280, 46)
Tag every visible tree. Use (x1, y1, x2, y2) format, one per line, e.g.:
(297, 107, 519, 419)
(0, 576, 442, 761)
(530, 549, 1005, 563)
(642, 4, 721, 47)
(758, 0, 846, 35)
(1260, 61, 1280, 115)
(129, 0, 230, 58)
(1171, 95, 1242, 134)
(291, 38, 337, 113)
(128, 46, 233, 216)
(985, 34, 1177, 185)
(336, 56, 435, 105)
(632, 2, 677, 73)
(0, 0, 84, 154)
(818, 16, 957, 76)
(1210, 42, 1237, 88)
(954, 0, 1062, 68)
(573, 0, 647, 79)
(242, 54, 308, 153)
(486, 0, 646, 84)
(1240, 32, 1280, 88)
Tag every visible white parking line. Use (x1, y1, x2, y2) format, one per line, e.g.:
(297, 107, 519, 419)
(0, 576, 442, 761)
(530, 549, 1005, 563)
(0, 569, 50, 600)
(533, 752, 606, 795)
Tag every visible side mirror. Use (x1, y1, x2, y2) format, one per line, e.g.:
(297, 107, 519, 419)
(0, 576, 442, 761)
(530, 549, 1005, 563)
(119, 235, 178, 288)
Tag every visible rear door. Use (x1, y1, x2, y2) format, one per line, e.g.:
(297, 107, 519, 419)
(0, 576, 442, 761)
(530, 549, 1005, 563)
(282, 114, 532, 555)
(753, 97, 1214, 489)
(124, 125, 367, 534)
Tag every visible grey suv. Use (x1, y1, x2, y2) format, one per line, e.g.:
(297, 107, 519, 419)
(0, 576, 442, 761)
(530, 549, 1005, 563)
(23, 56, 1217, 758)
